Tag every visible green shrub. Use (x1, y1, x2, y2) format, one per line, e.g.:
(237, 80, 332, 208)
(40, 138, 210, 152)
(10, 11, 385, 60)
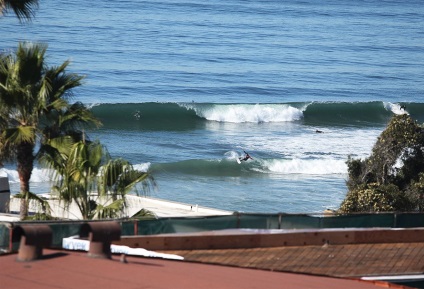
(340, 114, 424, 213)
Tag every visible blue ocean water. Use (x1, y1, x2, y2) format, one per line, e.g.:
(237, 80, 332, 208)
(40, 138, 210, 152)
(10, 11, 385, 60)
(1, 0, 424, 213)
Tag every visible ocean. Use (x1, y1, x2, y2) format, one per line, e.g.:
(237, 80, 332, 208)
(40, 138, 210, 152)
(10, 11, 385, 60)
(1, 0, 423, 213)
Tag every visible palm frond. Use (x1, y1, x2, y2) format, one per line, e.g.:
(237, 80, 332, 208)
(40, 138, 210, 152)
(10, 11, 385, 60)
(2, 125, 35, 145)
(37, 136, 75, 179)
(59, 102, 101, 130)
(98, 158, 154, 198)
(93, 199, 125, 219)
(131, 208, 157, 219)
(2, 0, 39, 22)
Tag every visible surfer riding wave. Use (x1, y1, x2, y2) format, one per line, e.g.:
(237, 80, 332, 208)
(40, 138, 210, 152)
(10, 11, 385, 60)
(239, 151, 253, 162)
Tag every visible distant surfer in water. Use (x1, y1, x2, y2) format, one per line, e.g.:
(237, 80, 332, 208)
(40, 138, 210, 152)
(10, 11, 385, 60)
(239, 151, 252, 162)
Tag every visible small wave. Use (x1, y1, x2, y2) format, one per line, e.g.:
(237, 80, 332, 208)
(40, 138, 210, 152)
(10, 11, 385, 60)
(90, 102, 201, 131)
(150, 158, 244, 177)
(150, 156, 347, 177)
(302, 101, 408, 126)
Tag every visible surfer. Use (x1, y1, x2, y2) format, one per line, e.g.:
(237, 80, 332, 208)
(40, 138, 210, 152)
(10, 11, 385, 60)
(400, 104, 406, 111)
(239, 151, 252, 162)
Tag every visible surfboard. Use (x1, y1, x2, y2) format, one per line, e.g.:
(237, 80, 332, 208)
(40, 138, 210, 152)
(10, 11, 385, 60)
(236, 158, 241, 164)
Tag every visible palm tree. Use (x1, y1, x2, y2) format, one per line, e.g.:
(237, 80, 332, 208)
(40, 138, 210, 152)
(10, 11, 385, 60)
(0, 0, 39, 21)
(39, 139, 154, 219)
(0, 42, 99, 219)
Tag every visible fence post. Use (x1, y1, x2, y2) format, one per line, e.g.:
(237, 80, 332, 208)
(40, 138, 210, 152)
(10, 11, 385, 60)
(236, 212, 241, 229)
(134, 220, 138, 235)
(9, 223, 13, 252)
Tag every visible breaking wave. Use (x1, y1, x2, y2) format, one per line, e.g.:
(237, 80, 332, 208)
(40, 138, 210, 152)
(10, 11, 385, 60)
(89, 101, 423, 131)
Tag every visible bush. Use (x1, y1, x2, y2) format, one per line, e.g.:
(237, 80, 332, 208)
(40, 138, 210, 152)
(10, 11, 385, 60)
(340, 114, 424, 213)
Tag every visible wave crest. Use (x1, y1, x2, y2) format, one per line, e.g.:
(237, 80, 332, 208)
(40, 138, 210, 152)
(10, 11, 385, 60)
(184, 103, 303, 123)
(89, 101, 424, 131)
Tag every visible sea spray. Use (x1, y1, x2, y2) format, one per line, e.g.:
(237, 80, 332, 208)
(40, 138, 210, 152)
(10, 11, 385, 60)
(383, 102, 408, 116)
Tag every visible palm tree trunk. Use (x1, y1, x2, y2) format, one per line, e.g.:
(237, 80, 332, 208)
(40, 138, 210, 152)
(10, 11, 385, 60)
(17, 142, 34, 220)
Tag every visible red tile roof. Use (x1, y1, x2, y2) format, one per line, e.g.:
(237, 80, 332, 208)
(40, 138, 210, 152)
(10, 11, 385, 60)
(164, 242, 424, 278)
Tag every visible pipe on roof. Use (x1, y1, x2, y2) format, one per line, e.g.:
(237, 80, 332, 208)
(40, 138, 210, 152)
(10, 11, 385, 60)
(80, 221, 121, 259)
(12, 225, 53, 261)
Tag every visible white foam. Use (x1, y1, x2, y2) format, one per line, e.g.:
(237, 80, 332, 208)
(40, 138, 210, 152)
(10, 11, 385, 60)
(261, 158, 347, 175)
(384, 102, 408, 115)
(85, 102, 101, 109)
(0, 167, 53, 183)
(188, 104, 304, 123)
(134, 162, 151, 172)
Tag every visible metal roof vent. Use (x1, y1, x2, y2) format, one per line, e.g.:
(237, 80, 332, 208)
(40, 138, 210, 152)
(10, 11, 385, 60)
(80, 221, 121, 259)
(12, 225, 53, 261)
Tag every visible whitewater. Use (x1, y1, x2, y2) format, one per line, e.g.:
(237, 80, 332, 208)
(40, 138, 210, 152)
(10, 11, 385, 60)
(1, 0, 424, 213)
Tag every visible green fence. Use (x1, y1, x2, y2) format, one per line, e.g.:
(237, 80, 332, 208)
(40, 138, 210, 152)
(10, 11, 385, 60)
(2, 212, 424, 253)
(0, 223, 10, 252)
